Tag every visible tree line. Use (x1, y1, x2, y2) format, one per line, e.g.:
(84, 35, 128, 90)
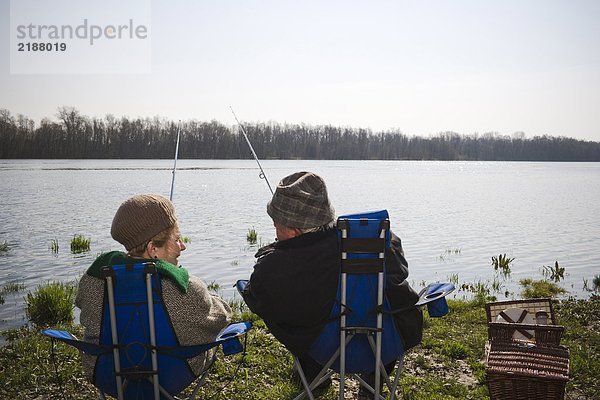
(2, 107, 599, 161)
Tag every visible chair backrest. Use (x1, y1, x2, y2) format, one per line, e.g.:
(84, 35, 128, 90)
(308, 210, 405, 373)
(94, 262, 197, 399)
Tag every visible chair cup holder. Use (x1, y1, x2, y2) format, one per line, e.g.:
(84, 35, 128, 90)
(222, 337, 243, 356)
(427, 298, 449, 317)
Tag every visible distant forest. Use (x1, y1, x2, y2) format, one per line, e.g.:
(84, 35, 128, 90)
(2, 107, 600, 161)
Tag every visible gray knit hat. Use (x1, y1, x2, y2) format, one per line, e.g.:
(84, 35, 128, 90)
(267, 171, 335, 229)
(111, 194, 178, 251)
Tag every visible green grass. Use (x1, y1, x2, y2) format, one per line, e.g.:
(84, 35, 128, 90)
(26, 281, 76, 327)
(554, 296, 600, 398)
(0, 324, 97, 400)
(70, 235, 91, 254)
(194, 326, 302, 399)
(1, 294, 597, 399)
(519, 278, 567, 299)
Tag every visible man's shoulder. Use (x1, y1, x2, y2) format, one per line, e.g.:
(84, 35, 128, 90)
(255, 242, 276, 259)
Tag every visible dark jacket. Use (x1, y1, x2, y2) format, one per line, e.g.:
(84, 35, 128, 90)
(242, 228, 422, 357)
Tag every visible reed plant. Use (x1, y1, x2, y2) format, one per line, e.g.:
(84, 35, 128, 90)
(70, 234, 91, 254)
(491, 253, 514, 277)
(0, 282, 26, 305)
(246, 227, 258, 244)
(1, 282, 26, 294)
(438, 248, 462, 262)
(0, 240, 8, 253)
(50, 238, 59, 254)
(228, 295, 260, 323)
(25, 281, 76, 326)
(207, 281, 221, 293)
(542, 261, 566, 282)
(448, 273, 459, 286)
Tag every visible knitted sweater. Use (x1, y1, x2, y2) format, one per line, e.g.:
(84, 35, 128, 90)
(75, 251, 231, 380)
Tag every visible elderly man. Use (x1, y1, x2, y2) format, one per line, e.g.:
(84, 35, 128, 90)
(241, 171, 422, 394)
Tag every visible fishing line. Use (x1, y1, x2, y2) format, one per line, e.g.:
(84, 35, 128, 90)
(229, 106, 274, 195)
(169, 121, 181, 201)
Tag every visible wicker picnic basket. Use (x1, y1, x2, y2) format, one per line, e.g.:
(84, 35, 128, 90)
(486, 298, 557, 324)
(485, 342, 570, 400)
(484, 299, 570, 400)
(485, 298, 564, 346)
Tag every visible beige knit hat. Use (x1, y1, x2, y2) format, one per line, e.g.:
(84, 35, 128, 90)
(111, 194, 178, 251)
(267, 171, 335, 229)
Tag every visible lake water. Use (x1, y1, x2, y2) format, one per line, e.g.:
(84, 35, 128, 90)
(1, 159, 599, 334)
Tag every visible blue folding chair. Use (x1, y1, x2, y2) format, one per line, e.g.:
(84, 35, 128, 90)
(285, 210, 454, 400)
(44, 262, 251, 400)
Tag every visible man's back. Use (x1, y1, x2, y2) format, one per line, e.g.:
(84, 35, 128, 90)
(242, 228, 339, 356)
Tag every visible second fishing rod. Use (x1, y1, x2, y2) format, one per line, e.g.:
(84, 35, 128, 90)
(170, 109, 274, 199)
(230, 106, 274, 195)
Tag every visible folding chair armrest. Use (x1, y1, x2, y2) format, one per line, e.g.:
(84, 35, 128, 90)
(415, 282, 455, 317)
(218, 321, 252, 339)
(42, 329, 111, 356)
(235, 280, 249, 295)
(43, 321, 252, 360)
(218, 321, 252, 356)
(415, 282, 455, 306)
(43, 329, 76, 341)
(159, 322, 252, 358)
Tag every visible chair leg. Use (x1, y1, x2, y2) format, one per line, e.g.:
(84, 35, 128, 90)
(390, 355, 404, 400)
(366, 335, 396, 393)
(156, 383, 178, 400)
(187, 354, 216, 400)
(355, 375, 387, 400)
(292, 357, 316, 400)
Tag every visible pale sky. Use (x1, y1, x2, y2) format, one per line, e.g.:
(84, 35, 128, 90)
(2, 0, 599, 141)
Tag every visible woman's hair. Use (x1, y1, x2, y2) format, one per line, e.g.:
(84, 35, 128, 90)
(128, 223, 178, 257)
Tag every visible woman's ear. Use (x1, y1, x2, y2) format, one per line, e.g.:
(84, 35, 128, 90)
(144, 241, 157, 259)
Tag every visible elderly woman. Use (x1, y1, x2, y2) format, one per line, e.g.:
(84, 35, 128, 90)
(76, 194, 231, 380)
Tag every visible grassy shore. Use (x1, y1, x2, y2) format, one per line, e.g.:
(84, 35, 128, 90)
(0, 295, 598, 399)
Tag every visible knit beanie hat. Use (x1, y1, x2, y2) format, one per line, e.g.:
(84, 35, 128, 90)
(267, 171, 335, 229)
(111, 194, 178, 251)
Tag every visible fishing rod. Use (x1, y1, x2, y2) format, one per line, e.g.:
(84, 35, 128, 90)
(169, 121, 182, 201)
(229, 106, 274, 195)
